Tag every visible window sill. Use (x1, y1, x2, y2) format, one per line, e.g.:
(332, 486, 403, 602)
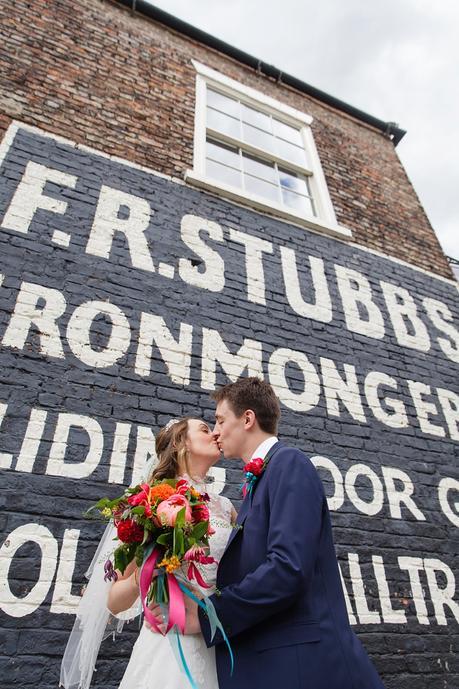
(184, 170, 352, 240)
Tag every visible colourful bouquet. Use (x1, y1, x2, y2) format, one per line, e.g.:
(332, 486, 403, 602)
(91, 478, 217, 636)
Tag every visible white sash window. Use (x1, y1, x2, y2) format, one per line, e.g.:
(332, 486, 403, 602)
(186, 61, 351, 239)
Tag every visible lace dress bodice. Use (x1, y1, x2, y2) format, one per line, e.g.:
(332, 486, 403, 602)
(187, 490, 233, 593)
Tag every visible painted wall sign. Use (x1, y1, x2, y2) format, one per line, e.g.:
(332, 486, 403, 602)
(0, 123, 457, 687)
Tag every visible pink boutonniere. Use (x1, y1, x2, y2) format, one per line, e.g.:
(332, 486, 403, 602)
(242, 457, 266, 497)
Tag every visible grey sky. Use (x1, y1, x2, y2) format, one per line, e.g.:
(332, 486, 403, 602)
(147, 0, 459, 264)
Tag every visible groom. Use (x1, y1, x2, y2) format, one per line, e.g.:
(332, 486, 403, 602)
(185, 376, 385, 689)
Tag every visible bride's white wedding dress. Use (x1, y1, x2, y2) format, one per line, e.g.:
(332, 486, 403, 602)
(118, 484, 233, 689)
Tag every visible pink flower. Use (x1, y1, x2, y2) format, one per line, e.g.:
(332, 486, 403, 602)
(187, 562, 211, 588)
(184, 545, 215, 565)
(156, 494, 192, 526)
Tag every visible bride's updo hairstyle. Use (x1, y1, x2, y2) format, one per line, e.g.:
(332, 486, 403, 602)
(150, 417, 195, 481)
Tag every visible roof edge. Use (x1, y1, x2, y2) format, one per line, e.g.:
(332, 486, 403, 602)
(114, 0, 406, 146)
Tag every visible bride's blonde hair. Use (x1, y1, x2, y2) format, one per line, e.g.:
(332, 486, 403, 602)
(150, 417, 197, 481)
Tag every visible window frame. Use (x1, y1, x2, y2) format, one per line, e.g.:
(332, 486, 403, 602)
(186, 60, 351, 239)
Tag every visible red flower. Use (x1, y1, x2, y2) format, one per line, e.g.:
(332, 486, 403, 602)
(243, 457, 265, 476)
(127, 484, 153, 517)
(192, 503, 210, 523)
(117, 519, 144, 543)
(175, 479, 190, 495)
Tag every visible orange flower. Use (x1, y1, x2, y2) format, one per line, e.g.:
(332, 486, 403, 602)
(149, 483, 176, 502)
(158, 555, 181, 573)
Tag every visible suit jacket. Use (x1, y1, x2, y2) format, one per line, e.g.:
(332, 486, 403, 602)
(198, 442, 385, 689)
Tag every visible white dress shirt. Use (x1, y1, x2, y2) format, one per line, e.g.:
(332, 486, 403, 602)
(250, 436, 278, 461)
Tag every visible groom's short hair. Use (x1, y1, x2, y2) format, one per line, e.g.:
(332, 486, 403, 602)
(212, 377, 280, 434)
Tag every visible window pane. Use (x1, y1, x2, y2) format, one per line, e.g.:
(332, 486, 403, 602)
(244, 174, 280, 203)
(206, 159, 242, 188)
(281, 188, 315, 216)
(276, 139, 308, 166)
(273, 119, 303, 146)
(207, 89, 240, 118)
(279, 168, 309, 196)
(206, 139, 240, 170)
(242, 152, 277, 184)
(207, 107, 241, 139)
(241, 104, 272, 133)
(242, 123, 276, 153)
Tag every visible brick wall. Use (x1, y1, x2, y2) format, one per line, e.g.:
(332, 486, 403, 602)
(0, 2, 458, 689)
(0, 0, 452, 278)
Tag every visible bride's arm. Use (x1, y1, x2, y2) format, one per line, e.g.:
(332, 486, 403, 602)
(230, 505, 238, 524)
(107, 559, 139, 615)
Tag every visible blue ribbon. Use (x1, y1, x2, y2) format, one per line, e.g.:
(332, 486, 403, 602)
(178, 582, 234, 676)
(242, 471, 258, 495)
(168, 627, 199, 689)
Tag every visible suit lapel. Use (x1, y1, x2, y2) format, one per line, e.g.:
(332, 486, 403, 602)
(222, 441, 284, 554)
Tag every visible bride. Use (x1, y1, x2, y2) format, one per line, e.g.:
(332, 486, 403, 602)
(61, 417, 236, 689)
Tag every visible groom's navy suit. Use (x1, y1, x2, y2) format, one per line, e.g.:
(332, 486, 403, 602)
(199, 441, 385, 689)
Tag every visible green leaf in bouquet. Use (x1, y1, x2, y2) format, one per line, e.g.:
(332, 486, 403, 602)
(135, 544, 145, 567)
(161, 479, 178, 488)
(156, 532, 172, 546)
(114, 543, 138, 574)
(143, 519, 157, 532)
(174, 506, 186, 529)
(191, 521, 209, 541)
(114, 547, 128, 574)
(173, 524, 184, 556)
(93, 497, 111, 510)
(131, 506, 146, 516)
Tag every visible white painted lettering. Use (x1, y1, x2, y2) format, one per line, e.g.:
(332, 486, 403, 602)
(66, 300, 131, 368)
(201, 328, 263, 390)
(1, 161, 76, 234)
(2, 281, 66, 358)
(86, 185, 155, 272)
(179, 214, 225, 292)
(268, 348, 321, 412)
(135, 314, 193, 384)
(229, 228, 272, 305)
(46, 413, 104, 479)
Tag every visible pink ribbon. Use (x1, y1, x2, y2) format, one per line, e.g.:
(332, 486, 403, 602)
(140, 547, 186, 635)
(166, 571, 186, 633)
(139, 547, 163, 634)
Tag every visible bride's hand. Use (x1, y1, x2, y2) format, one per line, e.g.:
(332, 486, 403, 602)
(184, 598, 201, 635)
(145, 601, 167, 634)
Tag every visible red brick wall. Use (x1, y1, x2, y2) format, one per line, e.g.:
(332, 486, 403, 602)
(0, 0, 452, 277)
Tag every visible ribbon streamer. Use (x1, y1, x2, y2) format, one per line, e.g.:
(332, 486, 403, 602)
(139, 546, 163, 634)
(139, 550, 234, 688)
(178, 582, 234, 676)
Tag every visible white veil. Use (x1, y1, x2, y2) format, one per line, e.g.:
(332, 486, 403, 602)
(60, 457, 156, 689)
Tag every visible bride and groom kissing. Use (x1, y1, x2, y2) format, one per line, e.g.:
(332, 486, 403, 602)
(62, 377, 385, 689)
